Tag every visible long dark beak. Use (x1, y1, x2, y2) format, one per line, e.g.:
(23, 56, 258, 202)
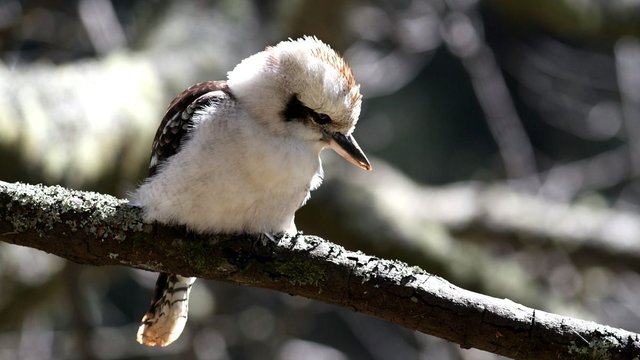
(328, 132, 372, 171)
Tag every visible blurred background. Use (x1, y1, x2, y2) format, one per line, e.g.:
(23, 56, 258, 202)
(2, 0, 640, 359)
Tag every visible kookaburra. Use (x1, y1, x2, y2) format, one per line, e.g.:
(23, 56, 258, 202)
(132, 36, 371, 347)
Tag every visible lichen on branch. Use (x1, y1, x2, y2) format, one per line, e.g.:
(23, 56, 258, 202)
(0, 181, 639, 360)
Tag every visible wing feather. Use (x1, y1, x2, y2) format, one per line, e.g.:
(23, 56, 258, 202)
(149, 80, 232, 176)
(137, 80, 232, 347)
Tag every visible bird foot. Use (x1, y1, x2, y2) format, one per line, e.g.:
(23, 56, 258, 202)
(259, 232, 285, 246)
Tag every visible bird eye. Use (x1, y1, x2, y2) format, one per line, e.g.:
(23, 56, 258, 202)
(313, 113, 332, 125)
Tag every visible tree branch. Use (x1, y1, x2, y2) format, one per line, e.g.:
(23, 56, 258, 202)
(0, 181, 638, 360)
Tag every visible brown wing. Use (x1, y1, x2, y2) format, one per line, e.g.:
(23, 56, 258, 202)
(139, 80, 232, 346)
(149, 80, 232, 176)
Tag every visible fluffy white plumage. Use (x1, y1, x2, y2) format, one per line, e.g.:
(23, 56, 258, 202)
(133, 36, 370, 347)
(132, 37, 364, 235)
(132, 88, 321, 234)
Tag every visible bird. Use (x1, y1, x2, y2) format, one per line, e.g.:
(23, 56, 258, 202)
(131, 36, 371, 347)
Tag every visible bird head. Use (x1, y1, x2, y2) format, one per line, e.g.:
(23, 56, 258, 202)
(227, 36, 371, 171)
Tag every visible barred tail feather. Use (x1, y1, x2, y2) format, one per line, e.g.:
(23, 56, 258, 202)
(137, 273, 196, 347)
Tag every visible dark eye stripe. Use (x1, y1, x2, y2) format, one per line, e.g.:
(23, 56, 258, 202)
(283, 95, 311, 121)
(283, 94, 332, 125)
(313, 113, 331, 125)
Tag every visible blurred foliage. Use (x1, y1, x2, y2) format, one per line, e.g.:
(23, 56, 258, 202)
(2, 0, 640, 359)
(488, 0, 640, 43)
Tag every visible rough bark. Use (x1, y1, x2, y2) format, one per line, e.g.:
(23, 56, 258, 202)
(0, 181, 639, 360)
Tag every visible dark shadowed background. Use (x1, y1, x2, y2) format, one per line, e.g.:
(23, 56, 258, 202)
(2, 0, 640, 359)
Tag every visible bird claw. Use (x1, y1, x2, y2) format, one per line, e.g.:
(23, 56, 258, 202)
(259, 232, 274, 245)
(259, 232, 285, 246)
(284, 231, 303, 249)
